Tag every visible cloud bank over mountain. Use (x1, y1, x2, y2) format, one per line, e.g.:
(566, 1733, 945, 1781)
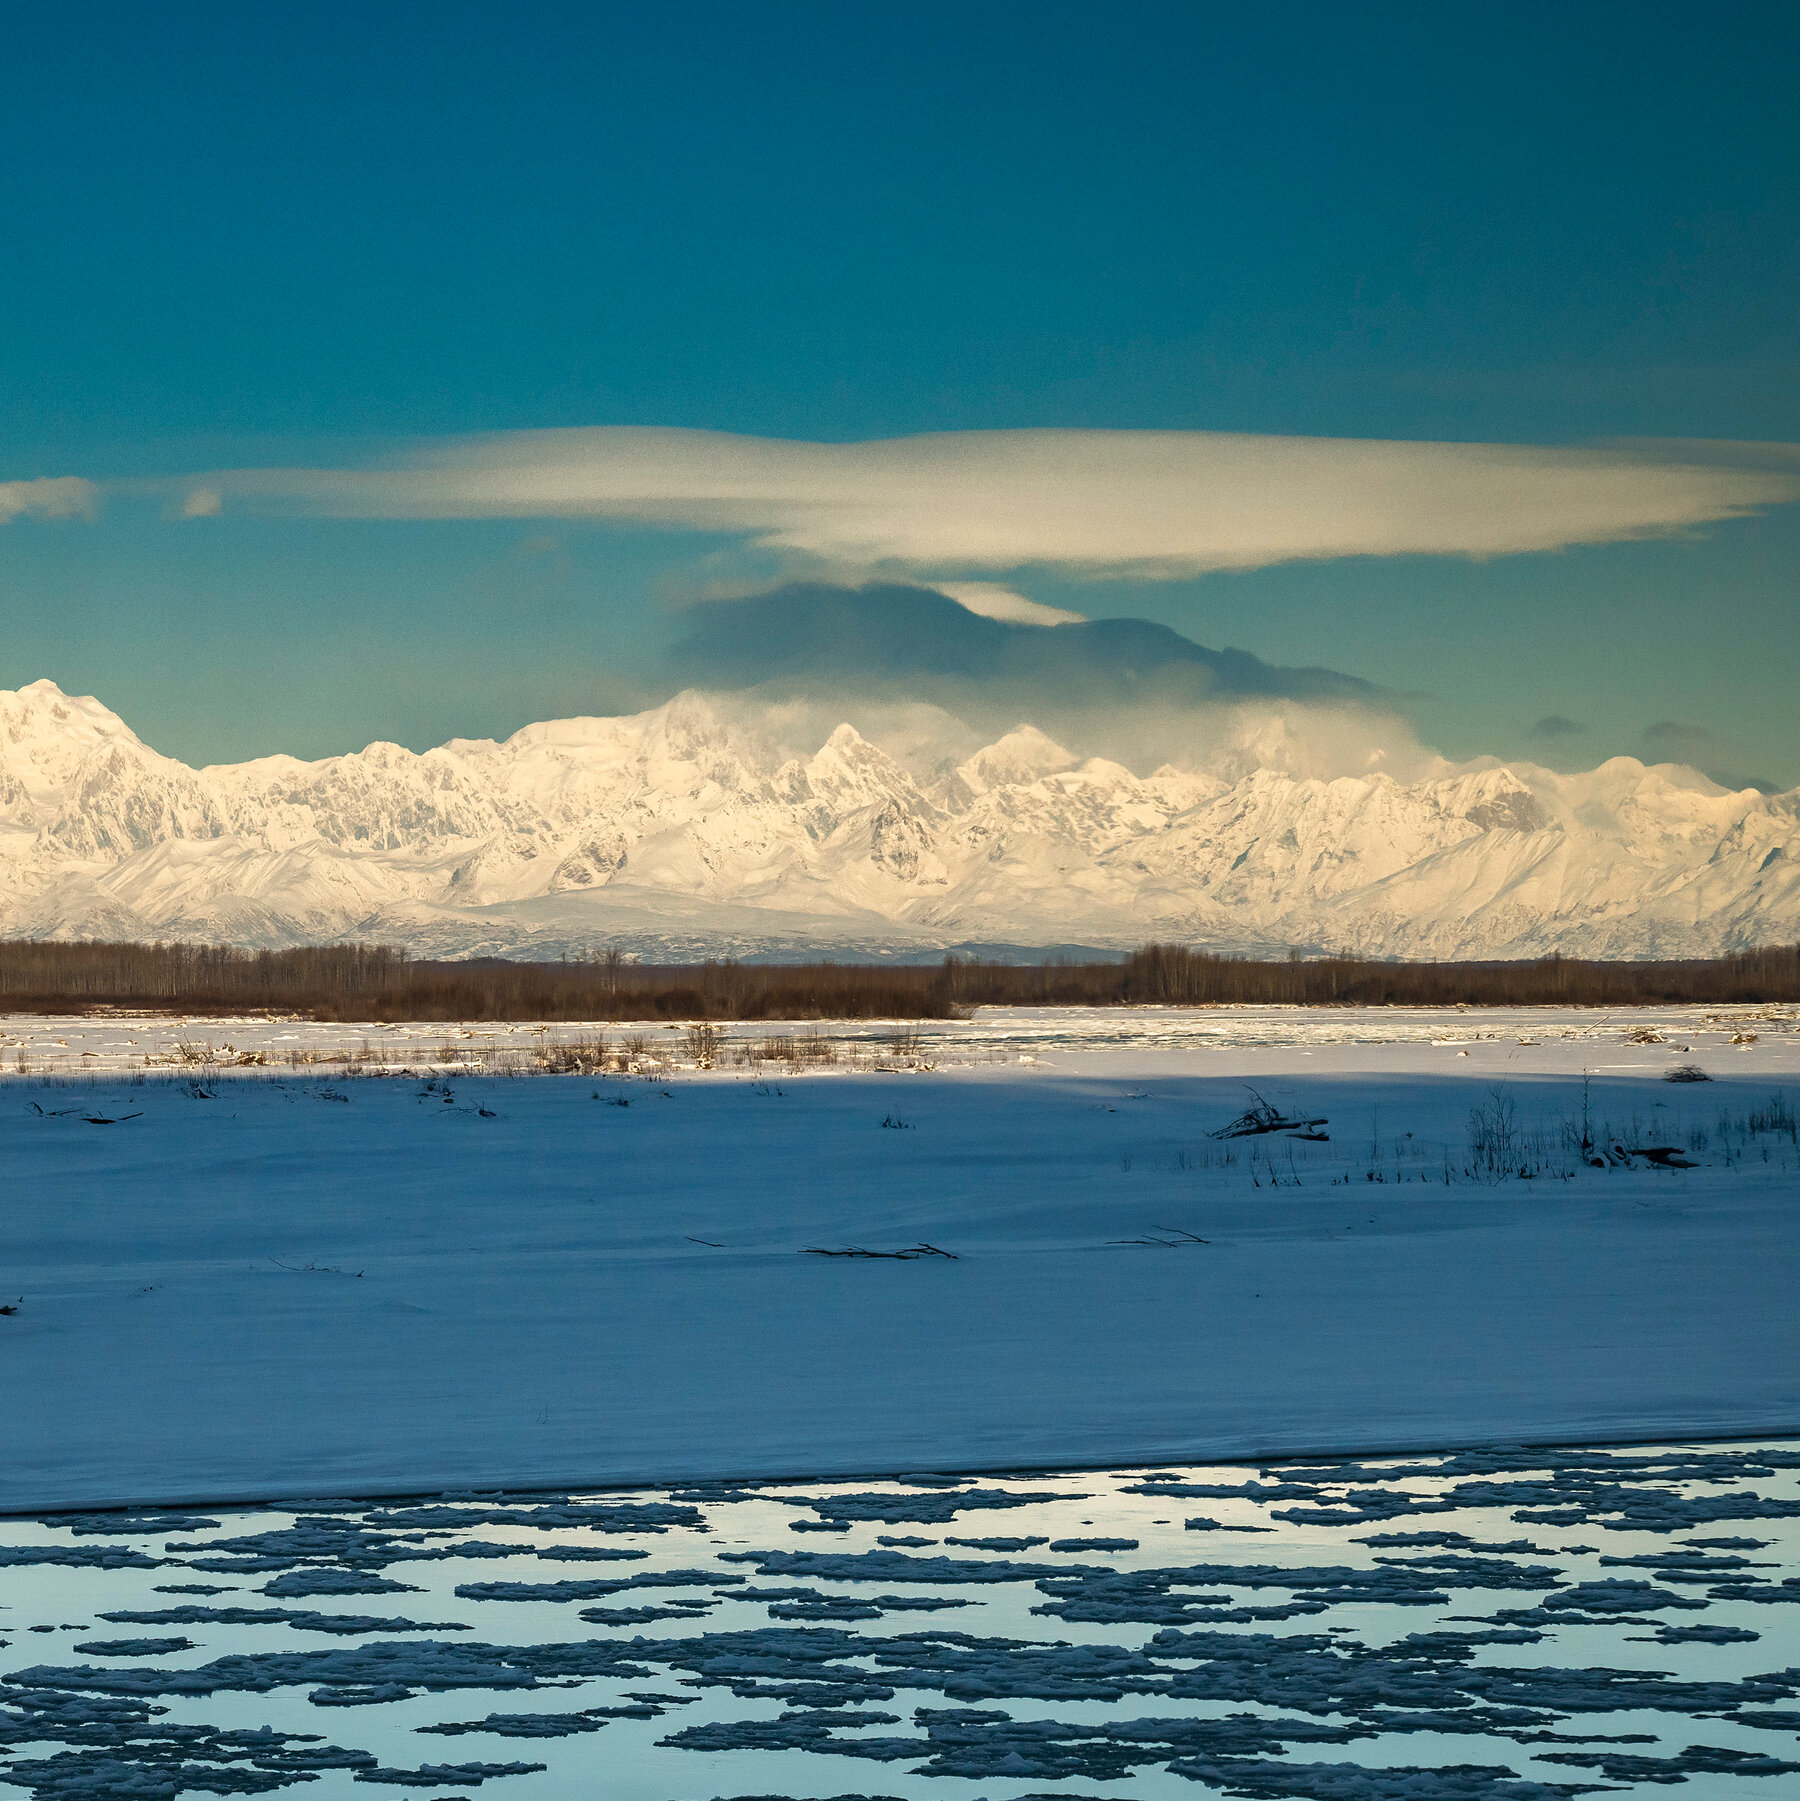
(675, 576, 1380, 715)
(1642, 720, 1778, 795)
(660, 581, 1430, 782)
(8, 430, 1793, 790)
(62, 426, 1800, 579)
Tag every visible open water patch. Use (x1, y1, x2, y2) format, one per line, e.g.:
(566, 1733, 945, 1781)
(3, 1442, 1800, 1799)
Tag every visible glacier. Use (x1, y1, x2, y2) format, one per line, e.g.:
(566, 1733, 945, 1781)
(0, 676, 1796, 959)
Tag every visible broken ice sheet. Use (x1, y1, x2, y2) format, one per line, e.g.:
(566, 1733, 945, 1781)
(1, 1443, 1797, 1798)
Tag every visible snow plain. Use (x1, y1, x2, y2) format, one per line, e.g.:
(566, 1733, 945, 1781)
(3, 1005, 1797, 1514)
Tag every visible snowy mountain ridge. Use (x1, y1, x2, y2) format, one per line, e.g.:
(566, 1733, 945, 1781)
(1, 678, 1796, 960)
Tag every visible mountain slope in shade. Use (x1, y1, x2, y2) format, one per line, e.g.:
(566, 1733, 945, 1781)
(1, 679, 1796, 959)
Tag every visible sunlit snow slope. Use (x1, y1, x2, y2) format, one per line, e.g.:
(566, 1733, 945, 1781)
(1, 679, 1797, 957)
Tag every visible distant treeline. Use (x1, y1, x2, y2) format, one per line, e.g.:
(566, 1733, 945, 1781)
(0, 939, 1797, 1020)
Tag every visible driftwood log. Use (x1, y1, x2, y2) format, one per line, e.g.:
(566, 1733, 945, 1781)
(1588, 1142, 1699, 1169)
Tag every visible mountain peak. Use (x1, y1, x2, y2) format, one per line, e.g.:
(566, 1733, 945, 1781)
(954, 725, 1078, 795)
(0, 678, 143, 749)
(802, 723, 921, 807)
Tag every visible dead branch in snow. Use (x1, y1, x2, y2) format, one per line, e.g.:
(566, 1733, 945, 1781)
(1620, 1144, 1699, 1168)
(1585, 1142, 1699, 1170)
(801, 1243, 958, 1260)
(1209, 1089, 1328, 1141)
(1108, 1226, 1212, 1248)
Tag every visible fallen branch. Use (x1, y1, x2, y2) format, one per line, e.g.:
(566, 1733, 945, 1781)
(1209, 1089, 1328, 1140)
(801, 1243, 958, 1260)
(1109, 1226, 1212, 1248)
(1592, 1143, 1699, 1169)
(1624, 1144, 1699, 1169)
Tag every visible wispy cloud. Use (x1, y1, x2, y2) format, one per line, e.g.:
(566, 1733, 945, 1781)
(1529, 714, 1587, 739)
(0, 476, 98, 523)
(125, 426, 1800, 578)
(1643, 720, 1775, 793)
(934, 582, 1087, 626)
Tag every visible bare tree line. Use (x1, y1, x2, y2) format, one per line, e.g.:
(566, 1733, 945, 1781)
(0, 938, 1795, 1020)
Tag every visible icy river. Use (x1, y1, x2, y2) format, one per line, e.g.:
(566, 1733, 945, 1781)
(5, 1446, 1800, 1800)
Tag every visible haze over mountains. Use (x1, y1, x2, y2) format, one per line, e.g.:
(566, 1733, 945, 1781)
(671, 582, 1384, 713)
(1, 672, 1795, 962)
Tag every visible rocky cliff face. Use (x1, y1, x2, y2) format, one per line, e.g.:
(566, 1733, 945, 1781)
(1, 679, 1795, 959)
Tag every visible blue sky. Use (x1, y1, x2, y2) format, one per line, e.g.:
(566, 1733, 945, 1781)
(2, 1, 1796, 782)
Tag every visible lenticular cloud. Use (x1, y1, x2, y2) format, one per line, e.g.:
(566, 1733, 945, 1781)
(0, 475, 99, 523)
(158, 426, 1800, 578)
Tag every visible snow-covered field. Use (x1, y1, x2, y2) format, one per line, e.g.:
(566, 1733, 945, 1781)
(3, 1005, 1797, 1512)
(4, 999, 1797, 1074)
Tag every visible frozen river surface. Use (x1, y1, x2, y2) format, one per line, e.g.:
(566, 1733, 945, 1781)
(3, 1446, 1800, 1800)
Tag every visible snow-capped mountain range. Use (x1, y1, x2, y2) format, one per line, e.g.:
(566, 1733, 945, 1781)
(1, 678, 1795, 960)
